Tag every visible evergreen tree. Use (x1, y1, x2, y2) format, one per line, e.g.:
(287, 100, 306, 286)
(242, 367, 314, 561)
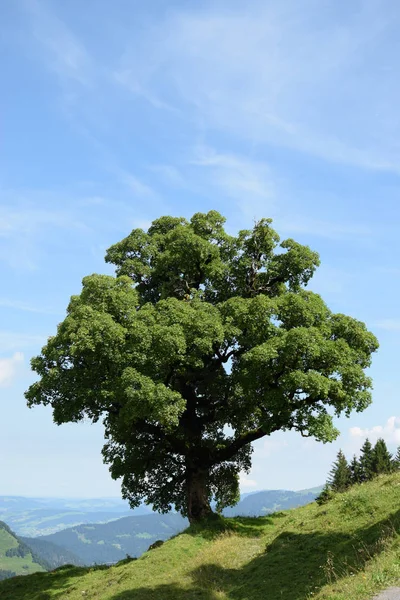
(372, 438, 393, 475)
(316, 484, 334, 505)
(328, 450, 351, 492)
(359, 438, 374, 481)
(392, 446, 400, 471)
(349, 454, 363, 484)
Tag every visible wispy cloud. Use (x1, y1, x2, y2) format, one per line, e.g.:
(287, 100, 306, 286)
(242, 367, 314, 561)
(0, 352, 24, 387)
(0, 332, 47, 353)
(24, 0, 92, 86)
(119, 173, 159, 200)
(114, 70, 177, 113)
(0, 298, 60, 315)
(350, 416, 400, 446)
(191, 146, 274, 217)
(0, 195, 89, 269)
(116, 1, 400, 172)
(275, 217, 371, 241)
(374, 319, 400, 332)
(147, 165, 186, 188)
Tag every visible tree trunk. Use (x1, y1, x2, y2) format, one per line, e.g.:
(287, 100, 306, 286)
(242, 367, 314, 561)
(186, 468, 212, 523)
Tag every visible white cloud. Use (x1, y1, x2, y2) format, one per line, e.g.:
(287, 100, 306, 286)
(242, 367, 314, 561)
(239, 474, 258, 488)
(0, 353, 24, 387)
(349, 416, 400, 446)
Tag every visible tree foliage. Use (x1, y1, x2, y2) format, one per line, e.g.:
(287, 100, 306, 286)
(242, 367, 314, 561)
(371, 438, 393, 476)
(349, 454, 363, 485)
(393, 447, 400, 470)
(25, 211, 379, 521)
(328, 450, 351, 492)
(359, 438, 374, 482)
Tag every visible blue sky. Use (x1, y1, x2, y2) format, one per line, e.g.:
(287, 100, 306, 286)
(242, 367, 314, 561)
(1, 0, 400, 498)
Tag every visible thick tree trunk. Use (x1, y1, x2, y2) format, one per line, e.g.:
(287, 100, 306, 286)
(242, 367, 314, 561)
(186, 468, 212, 523)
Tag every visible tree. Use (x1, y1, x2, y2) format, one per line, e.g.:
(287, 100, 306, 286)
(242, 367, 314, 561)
(316, 484, 334, 506)
(392, 447, 400, 471)
(25, 212, 379, 523)
(372, 438, 393, 476)
(349, 454, 363, 485)
(328, 450, 351, 492)
(359, 438, 374, 481)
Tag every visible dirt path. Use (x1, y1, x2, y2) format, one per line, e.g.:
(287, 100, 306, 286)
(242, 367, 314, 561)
(373, 589, 400, 599)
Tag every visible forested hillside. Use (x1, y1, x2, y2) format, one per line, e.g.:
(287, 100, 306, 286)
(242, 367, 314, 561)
(20, 537, 84, 570)
(0, 521, 46, 581)
(38, 512, 187, 565)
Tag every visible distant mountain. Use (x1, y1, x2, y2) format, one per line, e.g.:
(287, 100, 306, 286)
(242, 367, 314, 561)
(20, 537, 84, 570)
(38, 513, 187, 565)
(222, 487, 322, 517)
(0, 496, 152, 536)
(0, 521, 47, 581)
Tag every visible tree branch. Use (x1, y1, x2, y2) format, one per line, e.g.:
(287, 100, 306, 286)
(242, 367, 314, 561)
(212, 426, 268, 464)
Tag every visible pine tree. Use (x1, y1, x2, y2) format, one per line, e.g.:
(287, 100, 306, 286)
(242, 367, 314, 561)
(349, 454, 363, 484)
(392, 446, 400, 471)
(372, 438, 393, 475)
(328, 450, 351, 492)
(359, 438, 374, 481)
(316, 484, 334, 505)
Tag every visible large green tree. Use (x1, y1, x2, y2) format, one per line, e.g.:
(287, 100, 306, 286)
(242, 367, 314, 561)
(25, 212, 379, 522)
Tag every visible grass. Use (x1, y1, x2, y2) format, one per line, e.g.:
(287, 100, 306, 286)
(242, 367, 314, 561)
(0, 524, 45, 578)
(0, 472, 399, 599)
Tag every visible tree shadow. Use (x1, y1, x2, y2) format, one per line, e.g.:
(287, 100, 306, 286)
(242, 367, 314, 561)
(182, 513, 275, 541)
(110, 508, 400, 600)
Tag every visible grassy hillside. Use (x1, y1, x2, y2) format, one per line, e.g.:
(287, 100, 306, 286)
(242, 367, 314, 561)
(0, 472, 399, 599)
(0, 521, 46, 581)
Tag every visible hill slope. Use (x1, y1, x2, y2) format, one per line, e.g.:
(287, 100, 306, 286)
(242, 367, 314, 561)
(0, 472, 399, 599)
(20, 537, 84, 570)
(0, 521, 46, 581)
(37, 512, 187, 565)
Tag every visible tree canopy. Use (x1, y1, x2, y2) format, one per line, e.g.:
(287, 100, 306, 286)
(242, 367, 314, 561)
(25, 211, 379, 522)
